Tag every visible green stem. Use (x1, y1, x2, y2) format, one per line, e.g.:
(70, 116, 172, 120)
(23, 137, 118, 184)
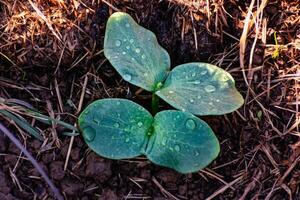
(151, 93, 159, 115)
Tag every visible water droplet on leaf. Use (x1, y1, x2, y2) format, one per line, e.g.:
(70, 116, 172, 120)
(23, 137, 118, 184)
(204, 85, 216, 93)
(126, 46, 130, 50)
(223, 82, 229, 88)
(123, 74, 132, 81)
(129, 39, 134, 43)
(161, 137, 167, 146)
(186, 119, 196, 130)
(189, 99, 194, 103)
(114, 123, 120, 128)
(192, 72, 196, 77)
(138, 122, 143, 127)
(135, 48, 141, 53)
(125, 138, 130, 142)
(122, 51, 126, 55)
(125, 23, 130, 27)
(115, 40, 121, 47)
(193, 80, 200, 85)
(83, 127, 96, 142)
(220, 75, 229, 82)
(197, 95, 202, 99)
(201, 70, 207, 75)
(168, 91, 174, 94)
(175, 145, 180, 152)
(141, 54, 146, 59)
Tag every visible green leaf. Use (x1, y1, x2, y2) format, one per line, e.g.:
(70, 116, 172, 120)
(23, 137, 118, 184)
(156, 63, 244, 115)
(78, 99, 153, 159)
(104, 12, 170, 91)
(146, 110, 220, 173)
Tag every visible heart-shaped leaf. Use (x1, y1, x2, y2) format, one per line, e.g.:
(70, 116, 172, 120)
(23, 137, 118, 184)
(156, 63, 244, 115)
(104, 12, 170, 91)
(78, 99, 153, 159)
(146, 110, 220, 173)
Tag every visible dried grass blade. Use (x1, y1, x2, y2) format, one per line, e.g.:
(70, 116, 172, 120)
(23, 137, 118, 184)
(0, 110, 43, 141)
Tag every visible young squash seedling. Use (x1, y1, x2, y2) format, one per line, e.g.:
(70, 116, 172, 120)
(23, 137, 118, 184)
(78, 12, 244, 173)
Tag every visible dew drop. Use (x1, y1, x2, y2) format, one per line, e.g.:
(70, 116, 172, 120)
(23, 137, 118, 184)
(223, 82, 229, 88)
(204, 85, 216, 93)
(131, 57, 135, 61)
(141, 54, 146, 59)
(201, 70, 207, 75)
(114, 122, 120, 128)
(147, 37, 151, 41)
(182, 108, 186, 112)
(186, 119, 196, 130)
(135, 48, 141, 53)
(168, 90, 174, 94)
(189, 99, 194, 103)
(192, 72, 196, 77)
(220, 75, 229, 82)
(122, 51, 126, 55)
(197, 95, 202, 99)
(83, 127, 96, 142)
(116, 101, 121, 105)
(125, 23, 130, 27)
(161, 137, 167, 146)
(126, 46, 130, 50)
(138, 122, 143, 127)
(125, 138, 130, 142)
(175, 145, 180, 152)
(216, 99, 220, 102)
(124, 127, 130, 132)
(194, 151, 199, 156)
(115, 40, 122, 47)
(123, 74, 132, 81)
(209, 102, 214, 106)
(193, 80, 200, 85)
(143, 72, 148, 76)
(129, 39, 134, 43)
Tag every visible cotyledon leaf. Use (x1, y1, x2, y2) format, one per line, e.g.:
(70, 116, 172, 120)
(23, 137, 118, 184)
(146, 110, 220, 173)
(155, 63, 244, 116)
(78, 99, 153, 159)
(104, 12, 170, 91)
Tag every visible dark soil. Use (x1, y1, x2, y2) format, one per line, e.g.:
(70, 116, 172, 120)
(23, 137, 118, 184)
(0, 0, 299, 199)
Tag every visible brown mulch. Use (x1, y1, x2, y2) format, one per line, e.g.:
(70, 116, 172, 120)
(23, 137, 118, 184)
(0, 0, 299, 199)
